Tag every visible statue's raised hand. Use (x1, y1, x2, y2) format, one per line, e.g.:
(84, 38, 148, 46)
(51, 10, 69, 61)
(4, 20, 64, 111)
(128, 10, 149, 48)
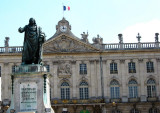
(18, 27, 25, 33)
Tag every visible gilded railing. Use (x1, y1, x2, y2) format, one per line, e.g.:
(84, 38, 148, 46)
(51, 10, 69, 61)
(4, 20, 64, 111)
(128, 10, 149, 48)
(51, 98, 104, 105)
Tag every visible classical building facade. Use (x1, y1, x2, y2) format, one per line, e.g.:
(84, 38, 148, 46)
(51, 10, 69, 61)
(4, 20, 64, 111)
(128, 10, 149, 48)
(0, 18, 160, 113)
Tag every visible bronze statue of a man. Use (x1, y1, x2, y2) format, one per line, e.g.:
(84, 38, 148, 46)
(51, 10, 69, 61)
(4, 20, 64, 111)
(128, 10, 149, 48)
(18, 18, 46, 65)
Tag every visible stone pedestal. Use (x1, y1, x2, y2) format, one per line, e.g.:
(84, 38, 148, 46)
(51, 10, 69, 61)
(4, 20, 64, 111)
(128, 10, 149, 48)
(7, 65, 54, 113)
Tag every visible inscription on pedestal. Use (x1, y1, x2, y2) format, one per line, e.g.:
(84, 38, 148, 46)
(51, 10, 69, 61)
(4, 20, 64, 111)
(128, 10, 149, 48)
(20, 82, 37, 112)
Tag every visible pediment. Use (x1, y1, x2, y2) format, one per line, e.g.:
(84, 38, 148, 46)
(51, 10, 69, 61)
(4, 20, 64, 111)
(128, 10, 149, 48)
(43, 34, 100, 53)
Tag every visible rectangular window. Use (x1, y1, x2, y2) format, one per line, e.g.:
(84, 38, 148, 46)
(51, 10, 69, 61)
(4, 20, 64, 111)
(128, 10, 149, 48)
(45, 65, 50, 72)
(80, 88, 83, 99)
(146, 62, 154, 73)
(110, 63, 118, 74)
(129, 86, 138, 98)
(128, 62, 136, 73)
(61, 88, 70, 99)
(84, 88, 89, 99)
(80, 64, 87, 75)
(147, 85, 156, 97)
(79, 88, 89, 99)
(110, 87, 120, 99)
(61, 88, 65, 99)
(66, 88, 70, 99)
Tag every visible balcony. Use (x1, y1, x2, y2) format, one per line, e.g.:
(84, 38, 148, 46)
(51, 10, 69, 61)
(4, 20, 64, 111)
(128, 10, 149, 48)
(129, 69, 136, 73)
(147, 97, 157, 102)
(110, 98, 121, 103)
(147, 69, 154, 73)
(110, 70, 118, 74)
(129, 98, 139, 102)
(51, 98, 104, 105)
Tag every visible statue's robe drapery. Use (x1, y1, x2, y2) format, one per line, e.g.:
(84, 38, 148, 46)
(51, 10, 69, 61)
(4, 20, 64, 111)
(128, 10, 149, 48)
(19, 25, 45, 64)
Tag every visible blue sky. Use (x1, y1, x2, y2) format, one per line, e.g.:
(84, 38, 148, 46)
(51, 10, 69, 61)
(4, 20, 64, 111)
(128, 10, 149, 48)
(1, 0, 160, 47)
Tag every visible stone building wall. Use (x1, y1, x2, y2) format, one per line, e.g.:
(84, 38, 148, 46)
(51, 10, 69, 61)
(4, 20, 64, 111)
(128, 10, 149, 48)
(0, 50, 160, 112)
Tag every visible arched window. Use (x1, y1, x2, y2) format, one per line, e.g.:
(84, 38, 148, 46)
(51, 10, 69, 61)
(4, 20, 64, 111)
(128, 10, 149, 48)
(130, 108, 140, 113)
(110, 80, 120, 99)
(79, 81, 89, 99)
(128, 80, 138, 98)
(147, 79, 156, 97)
(149, 108, 159, 113)
(61, 82, 70, 99)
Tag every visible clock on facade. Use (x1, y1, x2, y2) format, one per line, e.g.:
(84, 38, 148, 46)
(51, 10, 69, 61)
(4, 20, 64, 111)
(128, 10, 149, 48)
(60, 25, 67, 32)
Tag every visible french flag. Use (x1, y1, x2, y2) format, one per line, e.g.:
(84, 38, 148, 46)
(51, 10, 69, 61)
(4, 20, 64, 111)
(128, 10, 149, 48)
(63, 6, 70, 11)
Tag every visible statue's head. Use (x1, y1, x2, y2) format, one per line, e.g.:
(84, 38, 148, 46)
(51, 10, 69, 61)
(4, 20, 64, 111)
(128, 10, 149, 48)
(29, 18, 36, 25)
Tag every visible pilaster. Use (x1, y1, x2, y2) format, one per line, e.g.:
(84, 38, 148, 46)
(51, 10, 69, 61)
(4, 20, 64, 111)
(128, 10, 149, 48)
(90, 60, 96, 97)
(52, 61, 59, 98)
(120, 59, 126, 97)
(71, 61, 77, 98)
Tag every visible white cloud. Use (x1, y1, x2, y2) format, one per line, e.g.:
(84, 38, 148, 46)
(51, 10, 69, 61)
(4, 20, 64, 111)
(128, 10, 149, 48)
(122, 19, 160, 43)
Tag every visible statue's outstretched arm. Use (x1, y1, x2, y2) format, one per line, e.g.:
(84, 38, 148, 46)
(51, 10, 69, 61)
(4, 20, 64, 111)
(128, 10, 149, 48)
(18, 26, 26, 33)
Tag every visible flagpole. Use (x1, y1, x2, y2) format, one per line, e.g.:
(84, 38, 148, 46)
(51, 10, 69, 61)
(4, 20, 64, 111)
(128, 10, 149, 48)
(62, 3, 64, 18)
